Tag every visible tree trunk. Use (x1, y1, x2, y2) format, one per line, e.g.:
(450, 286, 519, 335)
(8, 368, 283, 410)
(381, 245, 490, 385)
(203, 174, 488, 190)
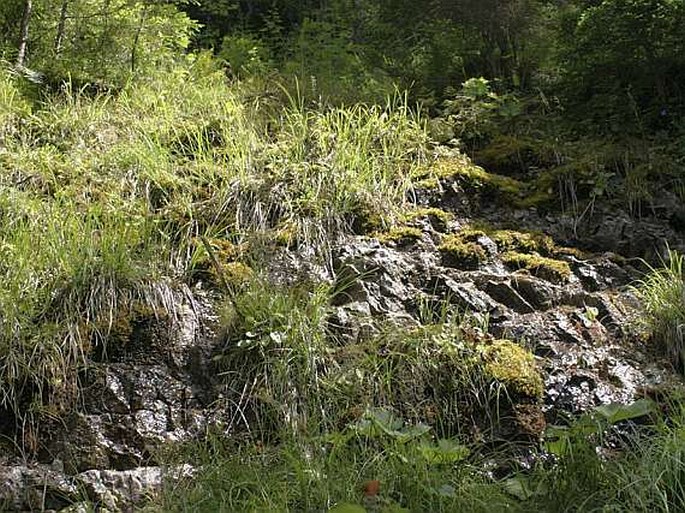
(55, 0, 69, 57)
(130, 3, 149, 73)
(16, 0, 33, 68)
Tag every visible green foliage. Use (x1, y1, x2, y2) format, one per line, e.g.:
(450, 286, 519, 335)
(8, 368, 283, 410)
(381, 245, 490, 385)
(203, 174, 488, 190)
(154, 398, 685, 512)
(634, 249, 685, 371)
(2, 0, 198, 87)
(156, 407, 514, 513)
(219, 33, 274, 77)
(439, 78, 524, 149)
(557, 0, 685, 131)
(0, 73, 31, 137)
(281, 18, 395, 104)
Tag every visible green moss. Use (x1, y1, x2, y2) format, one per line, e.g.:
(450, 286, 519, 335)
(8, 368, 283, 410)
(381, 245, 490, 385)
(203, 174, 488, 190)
(414, 155, 562, 209)
(205, 238, 248, 261)
(474, 135, 532, 171)
(192, 237, 254, 288)
(221, 262, 254, 288)
(483, 340, 543, 399)
(490, 229, 555, 256)
(401, 207, 454, 225)
(350, 201, 385, 234)
(94, 302, 166, 359)
(501, 251, 571, 283)
(439, 234, 487, 270)
(412, 155, 503, 191)
(376, 225, 423, 245)
(454, 163, 525, 196)
(429, 154, 477, 180)
(413, 176, 441, 190)
(457, 228, 488, 242)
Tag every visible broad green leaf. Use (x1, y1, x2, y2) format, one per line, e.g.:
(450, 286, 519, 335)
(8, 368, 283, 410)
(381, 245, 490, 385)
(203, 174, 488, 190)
(419, 438, 469, 464)
(504, 477, 533, 500)
(594, 399, 655, 424)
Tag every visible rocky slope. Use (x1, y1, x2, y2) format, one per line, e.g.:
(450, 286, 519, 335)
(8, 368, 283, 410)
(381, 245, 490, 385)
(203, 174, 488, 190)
(1, 157, 684, 512)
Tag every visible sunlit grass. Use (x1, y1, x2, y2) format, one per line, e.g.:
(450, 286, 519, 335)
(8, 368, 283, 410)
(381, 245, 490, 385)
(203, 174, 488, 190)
(635, 249, 685, 372)
(0, 62, 430, 427)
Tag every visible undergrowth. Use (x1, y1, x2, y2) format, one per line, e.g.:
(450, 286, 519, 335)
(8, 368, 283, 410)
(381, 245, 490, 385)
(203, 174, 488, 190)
(154, 394, 685, 513)
(211, 278, 538, 441)
(0, 60, 429, 428)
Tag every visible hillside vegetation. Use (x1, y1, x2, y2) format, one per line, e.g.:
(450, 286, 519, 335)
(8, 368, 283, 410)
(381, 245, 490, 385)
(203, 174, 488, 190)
(1, 0, 685, 511)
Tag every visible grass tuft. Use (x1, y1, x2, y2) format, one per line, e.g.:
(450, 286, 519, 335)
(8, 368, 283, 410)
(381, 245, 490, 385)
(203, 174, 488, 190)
(634, 249, 685, 372)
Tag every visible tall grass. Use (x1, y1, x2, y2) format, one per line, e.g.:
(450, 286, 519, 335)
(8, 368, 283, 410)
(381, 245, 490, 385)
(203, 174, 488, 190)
(0, 61, 430, 430)
(635, 249, 685, 371)
(155, 408, 516, 513)
(0, 190, 177, 420)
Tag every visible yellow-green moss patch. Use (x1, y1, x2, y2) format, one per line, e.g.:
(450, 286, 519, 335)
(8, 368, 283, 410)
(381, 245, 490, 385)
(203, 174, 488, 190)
(428, 154, 477, 180)
(414, 155, 560, 209)
(552, 245, 587, 259)
(401, 207, 454, 225)
(350, 201, 385, 234)
(221, 262, 254, 288)
(195, 237, 249, 262)
(490, 229, 555, 256)
(376, 225, 423, 245)
(454, 163, 525, 197)
(412, 154, 506, 191)
(501, 251, 571, 283)
(483, 340, 543, 399)
(457, 228, 488, 242)
(438, 234, 487, 270)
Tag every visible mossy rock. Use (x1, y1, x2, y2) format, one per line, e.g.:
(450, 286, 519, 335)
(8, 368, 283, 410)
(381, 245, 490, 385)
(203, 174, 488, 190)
(419, 154, 476, 181)
(192, 237, 252, 287)
(417, 156, 560, 209)
(350, 201, 385, 235)
(490, 229, 555, 256)
(456, 228, 488, 243)
(482, 340, 543, 399)
(501, 251, 571, 283)
(220, 262, 254, 288)
(474, 135, 556, 178)
(376, 225, 423, 246)
(439, 234, 487, 270)
(552, 245, 587, 259)
(453, 163, 525, 198)
(401, 207, 454, 231)
(92, 302, 169, 362)
(412, 154, 485, 190)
